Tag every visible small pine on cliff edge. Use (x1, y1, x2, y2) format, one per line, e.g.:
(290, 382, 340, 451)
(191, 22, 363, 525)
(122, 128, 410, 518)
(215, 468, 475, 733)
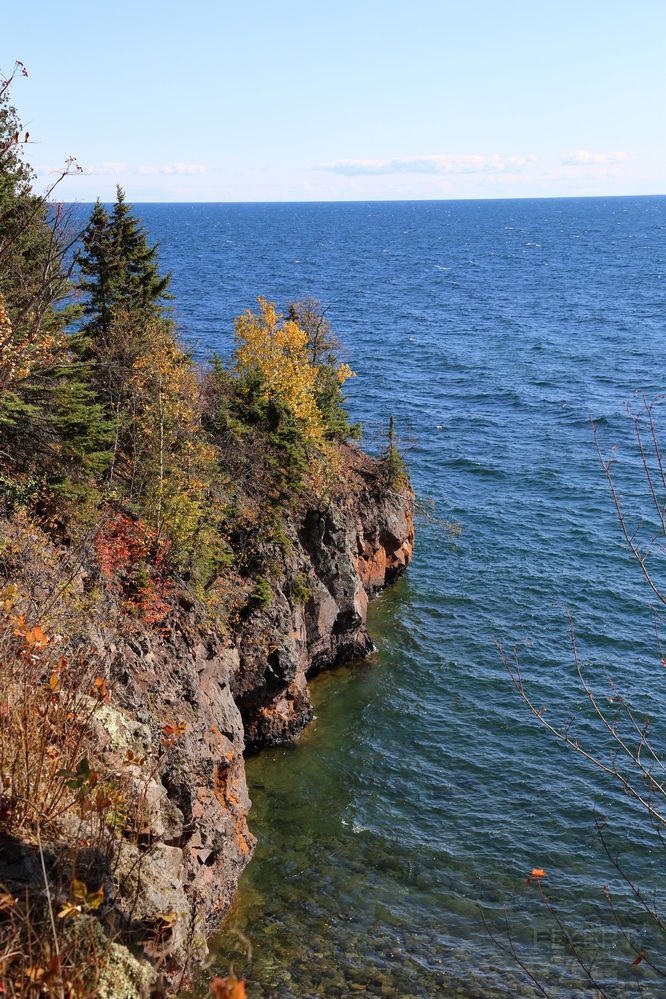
(0, 71, 413, 997)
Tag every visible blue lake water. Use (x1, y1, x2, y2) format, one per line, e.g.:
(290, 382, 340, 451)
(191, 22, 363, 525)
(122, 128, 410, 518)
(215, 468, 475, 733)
(120, 197, 665, 996)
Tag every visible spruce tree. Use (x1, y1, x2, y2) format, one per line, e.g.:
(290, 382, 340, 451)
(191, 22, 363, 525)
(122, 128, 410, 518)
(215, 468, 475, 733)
(77, 198, 114, 340)
(110, 185, 172, 319)
(0, 78, 71, 354)
(78, 187, 172, 342)
(0, 77, 37, 311)
(52, 367, 111, 483)
(0, 79, 111, 498)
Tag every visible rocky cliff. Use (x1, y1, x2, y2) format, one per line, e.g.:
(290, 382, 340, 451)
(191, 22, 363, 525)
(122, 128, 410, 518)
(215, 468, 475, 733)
(0, 445, 413, 994)
(234, 443, 414, 748)
(108, 442, 413, 983)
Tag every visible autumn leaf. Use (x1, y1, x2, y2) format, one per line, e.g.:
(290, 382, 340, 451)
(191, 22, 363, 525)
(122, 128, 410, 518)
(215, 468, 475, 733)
(25, 625, 48, 648)
(86, 886, 104, 910)
(93, 675, 108, 699)
(71, 879, 88, 902)
(632, 949, 646, 967)
(209, 975, 247, 999)
(57, 901, 82, 920)
(151, 910, 179, 930)
(525, 867, 547, 884)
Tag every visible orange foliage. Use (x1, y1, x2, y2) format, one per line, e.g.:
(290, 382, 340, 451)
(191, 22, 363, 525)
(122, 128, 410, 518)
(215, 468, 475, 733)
(209, 975, 247, 999)
(0, 293, 61, 391)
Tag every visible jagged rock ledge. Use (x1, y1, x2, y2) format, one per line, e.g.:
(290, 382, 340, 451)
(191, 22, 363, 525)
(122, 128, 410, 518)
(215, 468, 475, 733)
(234, 443, 414, 748)
(0, 445, 413, 994)
(123, 443, 413, 982)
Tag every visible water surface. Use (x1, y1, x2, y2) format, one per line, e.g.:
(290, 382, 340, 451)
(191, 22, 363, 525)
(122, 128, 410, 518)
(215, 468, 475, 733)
(128, 197, 666, 996)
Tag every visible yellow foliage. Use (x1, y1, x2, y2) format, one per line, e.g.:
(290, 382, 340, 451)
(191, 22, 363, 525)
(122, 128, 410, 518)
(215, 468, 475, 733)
(127, 320, 219, 562)
(335, 361, 354, 385)
(0, 292, 59, 391)
(234, 297, 326, 446)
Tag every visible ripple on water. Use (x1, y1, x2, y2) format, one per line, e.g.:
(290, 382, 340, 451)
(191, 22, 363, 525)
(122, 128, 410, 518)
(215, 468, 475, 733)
(93, 197, 666, 998)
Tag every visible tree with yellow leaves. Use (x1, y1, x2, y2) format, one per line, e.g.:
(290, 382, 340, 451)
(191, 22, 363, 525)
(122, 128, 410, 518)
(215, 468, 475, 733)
(234, 297, 355, 449)
(234, 297, 326, 447)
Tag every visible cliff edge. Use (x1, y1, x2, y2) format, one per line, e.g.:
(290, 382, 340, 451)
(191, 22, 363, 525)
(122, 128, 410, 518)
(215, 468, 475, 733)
(108, 443, 414, 974)
(235, 442, 414, 747)
(0, 444, 413, 995)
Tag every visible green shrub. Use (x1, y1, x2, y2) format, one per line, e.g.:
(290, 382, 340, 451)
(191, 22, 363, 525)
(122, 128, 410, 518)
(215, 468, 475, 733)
(292, 573, 311, 605)
(247, 575, 271, 612)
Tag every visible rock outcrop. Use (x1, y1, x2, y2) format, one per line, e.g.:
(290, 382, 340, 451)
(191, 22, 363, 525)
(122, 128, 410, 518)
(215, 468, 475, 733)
(107, 443, 413, 975)
(233, 443, 414, 747)
(0, 445, 413, 991)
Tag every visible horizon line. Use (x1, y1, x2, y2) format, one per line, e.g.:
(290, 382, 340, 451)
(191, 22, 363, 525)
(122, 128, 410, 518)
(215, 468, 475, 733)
(61, 192, 666, 206)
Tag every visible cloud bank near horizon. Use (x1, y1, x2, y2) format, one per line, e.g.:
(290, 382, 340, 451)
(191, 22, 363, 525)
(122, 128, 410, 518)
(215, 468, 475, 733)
(35, 161, 210, 178)
(317, 150, 632, 178)
(561, 150, 628, 166)
(317, 154, 538, 176)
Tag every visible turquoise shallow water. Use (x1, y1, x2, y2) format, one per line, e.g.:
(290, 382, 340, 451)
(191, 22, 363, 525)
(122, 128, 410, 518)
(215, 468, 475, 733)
(117, 197, 665, 995)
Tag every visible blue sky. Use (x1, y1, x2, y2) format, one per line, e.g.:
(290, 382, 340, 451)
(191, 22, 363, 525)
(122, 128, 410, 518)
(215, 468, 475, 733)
(3, 0, 665, 201)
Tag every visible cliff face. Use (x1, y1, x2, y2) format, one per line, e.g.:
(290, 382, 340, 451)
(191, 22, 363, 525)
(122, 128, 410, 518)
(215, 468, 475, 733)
(0, 446, 413, 990)
(233, 443, 414, 748)
(105, 444, 413, 972)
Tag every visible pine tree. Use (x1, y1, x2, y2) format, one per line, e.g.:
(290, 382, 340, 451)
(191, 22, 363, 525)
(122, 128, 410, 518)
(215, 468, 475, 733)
(0, 78, 111, 499)
(77, 198, 114, 341)
(110, 185, 172, 319)
(51, 364, 112, 486)
(0, 78, 71, 384)
(77, 186, 172, 343)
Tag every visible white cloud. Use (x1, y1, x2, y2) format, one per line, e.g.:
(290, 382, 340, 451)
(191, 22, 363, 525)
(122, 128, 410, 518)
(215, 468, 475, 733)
(34, 161, 127, 177)
(138, 162, 209, 175)
(316, 153, 537, 176)
(82, 161, 128, 176)
(561, 150, 628, 166)
(34, 165, 61, 177)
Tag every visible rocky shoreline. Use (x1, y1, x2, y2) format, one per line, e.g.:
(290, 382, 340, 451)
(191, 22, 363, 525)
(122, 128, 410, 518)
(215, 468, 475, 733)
(0, 91, 414, 994)
(15, 443, 414, 996)
(107, 443, 414, 991)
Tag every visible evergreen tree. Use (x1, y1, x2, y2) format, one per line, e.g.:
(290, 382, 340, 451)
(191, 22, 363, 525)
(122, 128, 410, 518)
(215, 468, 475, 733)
(0, 76, 71, 378)
(109, 185, 172, 319)
(0, 72, 36, 309)
(77, 198, 114, 341)
(75, 189, 178, 497)
(0, 77, 111, 499)
(77, 187, 172, 344)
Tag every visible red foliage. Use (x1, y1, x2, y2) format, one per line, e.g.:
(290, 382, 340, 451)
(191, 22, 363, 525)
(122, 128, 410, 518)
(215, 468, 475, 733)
(95, 514, 175, 624)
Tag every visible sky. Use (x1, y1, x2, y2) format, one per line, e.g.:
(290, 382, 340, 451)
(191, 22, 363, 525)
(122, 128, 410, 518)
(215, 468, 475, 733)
(3, 0, 666, 202)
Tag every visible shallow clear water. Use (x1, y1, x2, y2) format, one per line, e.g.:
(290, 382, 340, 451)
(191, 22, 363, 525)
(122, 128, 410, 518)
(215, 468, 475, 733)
(121, 197, 666, 995)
